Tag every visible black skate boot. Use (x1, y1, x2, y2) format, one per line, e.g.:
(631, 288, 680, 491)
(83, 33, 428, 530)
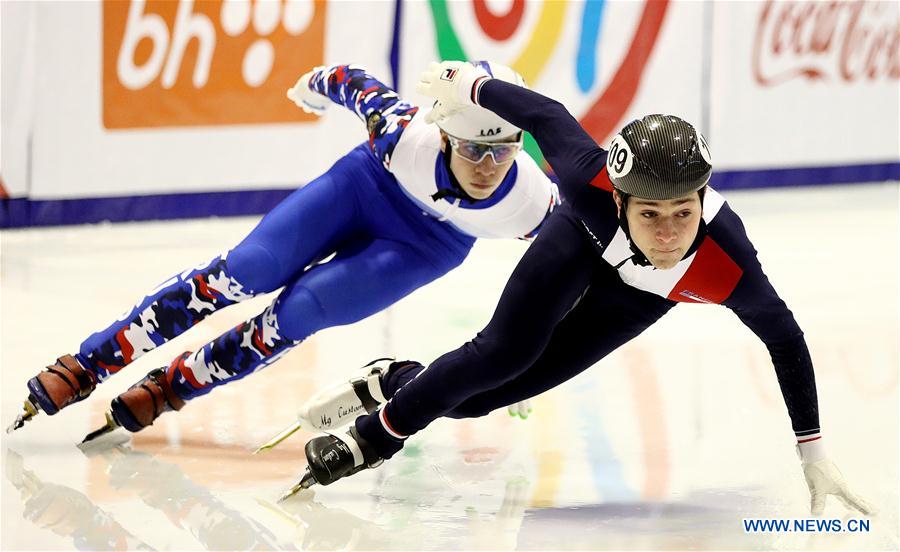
(280, 426, 383, 500)
(8, 355, 98, 433)
(82, 366, 185, 443)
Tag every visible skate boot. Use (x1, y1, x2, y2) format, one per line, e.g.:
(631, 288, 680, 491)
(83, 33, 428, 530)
(255, 358, 416, 453)
(280, 426, 383, 500)
(81, 367, 185, 443)
(110, 367, 185, 432)
(7, 355, 97, 433)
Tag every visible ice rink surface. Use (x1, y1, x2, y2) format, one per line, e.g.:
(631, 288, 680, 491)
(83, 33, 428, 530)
(2, 183, 898, 551)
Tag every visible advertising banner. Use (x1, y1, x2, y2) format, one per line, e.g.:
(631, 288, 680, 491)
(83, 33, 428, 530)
(1, 0, 897, 227)
(709, 0, 899, 177)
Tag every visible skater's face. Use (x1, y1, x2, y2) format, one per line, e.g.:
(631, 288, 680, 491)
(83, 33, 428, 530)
(614, 190, 703, 270)
(442, 132, 520, 200)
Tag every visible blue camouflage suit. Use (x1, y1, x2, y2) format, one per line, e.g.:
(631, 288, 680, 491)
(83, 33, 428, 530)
(75, 65, 558, 401)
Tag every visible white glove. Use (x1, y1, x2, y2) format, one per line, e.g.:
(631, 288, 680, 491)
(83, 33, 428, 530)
(798, 440, 874, 516)
(286, 67, 329, 116)
(416, 61, 489, 124)
(507, 399, 533, 420)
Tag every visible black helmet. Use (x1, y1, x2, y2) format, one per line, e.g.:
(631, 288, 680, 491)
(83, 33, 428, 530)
(607, 114, 712, 200)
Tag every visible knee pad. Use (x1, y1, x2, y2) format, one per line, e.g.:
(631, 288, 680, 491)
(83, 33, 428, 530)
(225, 244, 283, 293)
(272, 285, 327, 341)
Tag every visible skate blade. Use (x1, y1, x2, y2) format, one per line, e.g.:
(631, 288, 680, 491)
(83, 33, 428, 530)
(277, 468, 317, 502)
(5, 398, 40, 434)
(253, 421, 303, 454)
(80, 412, 121, 444)
(77, 428, 131, 453)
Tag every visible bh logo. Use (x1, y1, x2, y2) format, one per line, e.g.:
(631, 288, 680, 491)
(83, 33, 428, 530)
(103, 0, 326, 129)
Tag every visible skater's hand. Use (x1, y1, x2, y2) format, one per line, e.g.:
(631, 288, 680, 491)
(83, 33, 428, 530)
(798, 440, 874, 516)
(507, 399, 533, 420)
(416, 61, 489, 123)
(287, 68, 329, 116)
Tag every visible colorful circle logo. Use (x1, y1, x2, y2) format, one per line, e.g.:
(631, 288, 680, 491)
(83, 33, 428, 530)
(424, 0, 670, 166)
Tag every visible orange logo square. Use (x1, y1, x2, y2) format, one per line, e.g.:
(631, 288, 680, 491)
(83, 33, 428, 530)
(103, 0, 326, 129)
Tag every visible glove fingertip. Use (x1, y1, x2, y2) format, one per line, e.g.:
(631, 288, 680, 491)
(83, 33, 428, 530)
(846, 495, 875, 516)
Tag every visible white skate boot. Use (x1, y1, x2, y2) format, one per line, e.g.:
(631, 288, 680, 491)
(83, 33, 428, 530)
(255, 358, 416, 453)
(299, 357, 395, 431)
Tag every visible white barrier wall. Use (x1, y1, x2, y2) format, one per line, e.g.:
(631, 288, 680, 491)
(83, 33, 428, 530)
(1, 0, 897, 225)
(710, 0, 899, 168)
(0, 1, 39, 199)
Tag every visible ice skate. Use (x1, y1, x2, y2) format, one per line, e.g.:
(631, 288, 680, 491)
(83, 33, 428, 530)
(255, 357, 409, 453)
(81, 367, 185, 443)
(7, 355, 97, 434)
(279, 426, 383, 500)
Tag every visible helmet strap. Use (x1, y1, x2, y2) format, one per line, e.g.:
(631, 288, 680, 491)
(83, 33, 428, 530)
(615, 191, 652, 267)
(697, 185, 707, 207)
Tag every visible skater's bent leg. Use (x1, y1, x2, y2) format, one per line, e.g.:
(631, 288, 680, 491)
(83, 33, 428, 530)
(356, 211, 596, 458)
(78, 254, 256, 382)
(167, 299, 301, 400)
(225, 165, 363, 292)
(449, 269, 674, 418)
(78, 162, 365, 384)
(168, 239, 460, 401)
(275, 238, 461, 340)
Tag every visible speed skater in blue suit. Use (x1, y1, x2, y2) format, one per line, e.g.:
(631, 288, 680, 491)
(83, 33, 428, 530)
(8, 61, 559, 440)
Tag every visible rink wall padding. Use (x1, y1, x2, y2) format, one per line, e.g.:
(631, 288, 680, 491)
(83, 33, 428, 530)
(3, 163, 897, 228)
(708, 162, 900, 191)
(1, 189, 294, 228)
(1, 1, 897, 227)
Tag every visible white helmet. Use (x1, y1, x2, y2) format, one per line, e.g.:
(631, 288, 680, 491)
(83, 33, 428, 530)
(436, 61, 526, 143)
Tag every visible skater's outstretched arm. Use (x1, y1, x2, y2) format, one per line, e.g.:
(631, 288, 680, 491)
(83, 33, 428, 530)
(703, 203, 819, 442)
(416, 61, 607, 202)
(288, 65, 419, 168)
(712, 203, 873, 516)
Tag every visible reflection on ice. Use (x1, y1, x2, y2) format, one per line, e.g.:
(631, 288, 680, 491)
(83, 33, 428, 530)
(5, 449, 153, 551)
(6, 444, 288, 551)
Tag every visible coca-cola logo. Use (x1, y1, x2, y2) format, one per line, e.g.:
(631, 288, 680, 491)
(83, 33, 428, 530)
(753, 0, 900, 86)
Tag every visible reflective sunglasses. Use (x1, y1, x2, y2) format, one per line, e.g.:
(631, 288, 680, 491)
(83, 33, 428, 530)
(447, 135, 522, 165)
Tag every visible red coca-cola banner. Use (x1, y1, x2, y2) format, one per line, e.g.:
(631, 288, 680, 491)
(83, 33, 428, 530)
(753, 0, 900, 86)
